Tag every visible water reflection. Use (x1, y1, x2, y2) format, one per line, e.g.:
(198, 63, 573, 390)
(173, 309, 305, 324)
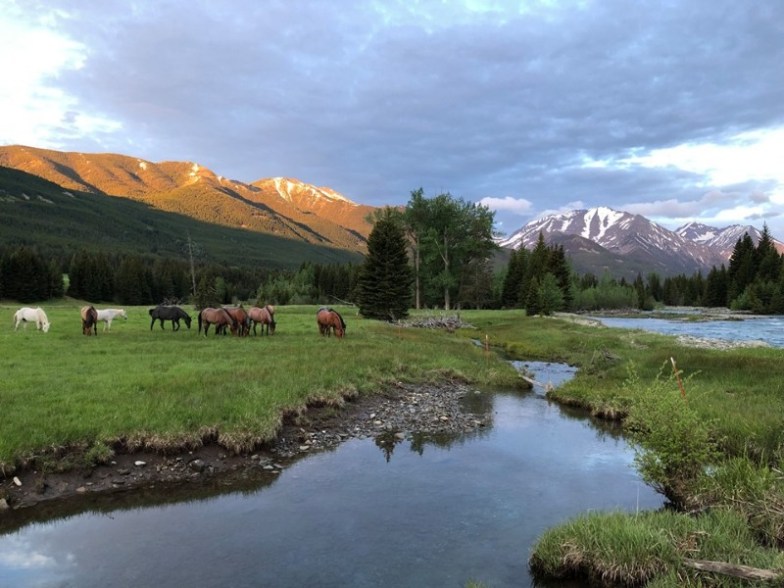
(0, 367, 663, 588)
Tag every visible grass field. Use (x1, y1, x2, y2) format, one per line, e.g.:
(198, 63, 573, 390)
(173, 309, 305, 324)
(0, 302, 522, 470)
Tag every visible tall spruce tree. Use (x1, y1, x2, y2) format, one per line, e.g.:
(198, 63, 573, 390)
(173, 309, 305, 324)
(358, 208, 413, 320)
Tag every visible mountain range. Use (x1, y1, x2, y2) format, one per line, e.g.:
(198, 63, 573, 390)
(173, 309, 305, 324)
(0, 145, 374, 253)
(2, 145, 782, 278)
(499, 207, 784, 279)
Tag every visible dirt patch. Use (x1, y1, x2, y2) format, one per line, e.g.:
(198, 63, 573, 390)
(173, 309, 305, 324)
(0, 380, 490, 513)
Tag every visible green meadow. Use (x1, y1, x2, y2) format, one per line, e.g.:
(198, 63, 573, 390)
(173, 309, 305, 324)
(0, 302, 521, 470)
(3, 303, 784, 585)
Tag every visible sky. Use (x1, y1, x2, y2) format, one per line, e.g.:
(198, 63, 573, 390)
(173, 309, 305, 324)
(2, 0, 783, 238)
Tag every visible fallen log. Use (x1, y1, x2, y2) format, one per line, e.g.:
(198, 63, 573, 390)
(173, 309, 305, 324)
(683, 558, 782, 582)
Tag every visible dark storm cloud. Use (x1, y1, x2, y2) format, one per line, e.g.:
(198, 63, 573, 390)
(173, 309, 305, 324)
(14, 0, 784, 234)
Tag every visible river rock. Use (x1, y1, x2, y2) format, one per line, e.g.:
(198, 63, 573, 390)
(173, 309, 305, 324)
(0, 498, 9, 510)
(189, 459, 206, 473)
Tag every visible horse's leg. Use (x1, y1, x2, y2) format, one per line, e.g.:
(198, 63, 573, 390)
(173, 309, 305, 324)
(173, 319, 180, 331)
(150, 317, 155, 331)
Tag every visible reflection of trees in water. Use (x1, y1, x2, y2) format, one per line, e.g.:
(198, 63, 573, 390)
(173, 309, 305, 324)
(374, 432, 403, 462)
(372, 390, 498, 461)
(374, 421, 495, 461)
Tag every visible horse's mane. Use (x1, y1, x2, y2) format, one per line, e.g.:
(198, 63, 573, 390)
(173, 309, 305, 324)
(332, 309, 346, 330)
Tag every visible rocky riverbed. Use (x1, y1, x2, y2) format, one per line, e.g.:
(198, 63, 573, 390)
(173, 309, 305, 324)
(0, 380, 491, 513)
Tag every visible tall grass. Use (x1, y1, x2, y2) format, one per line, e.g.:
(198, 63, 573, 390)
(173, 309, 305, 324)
(530, 509, 784, 587)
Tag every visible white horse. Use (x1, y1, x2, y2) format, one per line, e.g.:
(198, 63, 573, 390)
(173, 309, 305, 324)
(13, 307, 50, 332)
(96, 308, 128, 331)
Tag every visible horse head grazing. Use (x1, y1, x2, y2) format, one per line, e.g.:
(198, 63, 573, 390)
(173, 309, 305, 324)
(249, 305, 276, 335)
(37, 308, 51, 332)
(80, 305, 98, 336)
(317, 307, 346, 339)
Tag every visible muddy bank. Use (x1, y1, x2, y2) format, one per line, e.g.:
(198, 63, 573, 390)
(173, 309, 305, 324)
(0, 380, 492, 514)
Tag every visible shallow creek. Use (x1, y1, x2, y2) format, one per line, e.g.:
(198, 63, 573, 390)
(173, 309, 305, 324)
(0, 362, 663, 587)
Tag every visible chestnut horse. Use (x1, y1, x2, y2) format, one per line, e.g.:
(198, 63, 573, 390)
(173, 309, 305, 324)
(316, 307, 346, 338)
(80, 305, 98, 336)
(198, 307, 237, 336)
(248, 305, 276, 335)
(222, 306, 250, 336)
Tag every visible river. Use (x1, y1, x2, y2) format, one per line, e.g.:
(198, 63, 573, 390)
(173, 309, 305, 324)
(588, 312, 784, 348)
(0, 361, 663, 588)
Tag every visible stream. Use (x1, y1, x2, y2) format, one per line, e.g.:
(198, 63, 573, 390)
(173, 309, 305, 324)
(0, 362, 663, 587)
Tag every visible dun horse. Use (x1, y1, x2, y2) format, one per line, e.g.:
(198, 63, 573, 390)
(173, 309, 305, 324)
(316, 307, 346, 339)
(223, 306, 250, 336)
(80, 305, 98, 336)
(198, 307, 237, 336)
(149, 305, 192, 331)
(13, 307, 50, 332)
(249, 305, 276, 335)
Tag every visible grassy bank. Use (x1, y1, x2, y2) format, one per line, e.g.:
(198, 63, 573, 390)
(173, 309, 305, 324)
(0, 302, 521, 472)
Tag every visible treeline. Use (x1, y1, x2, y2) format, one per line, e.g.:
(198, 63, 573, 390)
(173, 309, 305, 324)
(3, 214, 783, 315)
(0, 244, 359, 307)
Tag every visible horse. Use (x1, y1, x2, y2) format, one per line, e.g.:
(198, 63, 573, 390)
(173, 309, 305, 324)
(96, 308, 128, 332)
(80, 305, 98, 336)
(222, 305, 250, 336)
(13, 307, 50, 332)
(198, 307, 237, 336)
(316, 307, 346, 338)
(149, 305, 192, 331)
(248, 305, 276, 335)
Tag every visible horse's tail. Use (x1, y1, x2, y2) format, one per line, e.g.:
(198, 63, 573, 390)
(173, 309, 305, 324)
(198, 311, 203, 334)
(149, 308, 155, 316)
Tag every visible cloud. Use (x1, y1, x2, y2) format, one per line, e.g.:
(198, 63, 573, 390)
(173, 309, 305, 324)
(479, 196, 533, 215)
(3, 0, 784, 238)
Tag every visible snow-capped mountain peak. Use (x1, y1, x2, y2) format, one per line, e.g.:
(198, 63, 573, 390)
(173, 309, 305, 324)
(497, 207, 772, 278)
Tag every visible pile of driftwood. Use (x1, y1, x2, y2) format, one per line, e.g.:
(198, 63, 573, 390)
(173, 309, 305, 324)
(398, 315, 472, 332)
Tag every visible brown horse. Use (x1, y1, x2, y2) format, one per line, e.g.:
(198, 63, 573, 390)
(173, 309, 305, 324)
(198, 307, 237, 336)
(223, 305, 250, 336)
(80, 305, 98, 336)
(316, 307, 346, 338)
(249, 305, 276, 335)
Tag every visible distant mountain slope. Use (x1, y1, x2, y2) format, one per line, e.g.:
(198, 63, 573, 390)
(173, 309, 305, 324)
(500, 207, 783, 279)
(675, 221, 784, 258)
(0, 145, 375, 253)
(0, 166, 360, 269)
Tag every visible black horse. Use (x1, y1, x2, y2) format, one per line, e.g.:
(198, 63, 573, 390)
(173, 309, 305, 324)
(149, 305, 192, 331)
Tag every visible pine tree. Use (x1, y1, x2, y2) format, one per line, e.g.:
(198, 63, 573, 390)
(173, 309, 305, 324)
(358, 209, 413, 320)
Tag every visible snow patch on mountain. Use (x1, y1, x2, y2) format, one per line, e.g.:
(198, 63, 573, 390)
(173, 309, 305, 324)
(272, 177, 357, 206)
